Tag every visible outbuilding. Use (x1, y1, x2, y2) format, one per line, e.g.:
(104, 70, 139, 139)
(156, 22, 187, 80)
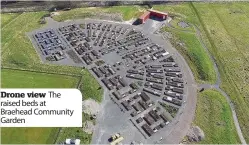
(138, 9, 168, 24)
(149, 9, 168, 20)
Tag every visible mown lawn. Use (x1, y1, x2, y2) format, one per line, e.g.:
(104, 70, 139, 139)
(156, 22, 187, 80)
(194, 90, 240, 144)
(1, 12, 82, 75)
(1, 69, 81, 144)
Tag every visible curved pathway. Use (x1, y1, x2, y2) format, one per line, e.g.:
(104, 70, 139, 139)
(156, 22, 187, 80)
(194, 25, 247, 145)
(164, 19, 246, 144)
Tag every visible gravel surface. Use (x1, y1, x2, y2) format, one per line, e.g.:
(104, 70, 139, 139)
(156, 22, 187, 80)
(82, 99, 100, 115)
(83, 121, 95, 134)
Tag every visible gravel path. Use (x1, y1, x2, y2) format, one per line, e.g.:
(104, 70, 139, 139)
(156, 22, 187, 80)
(194, 26, 247, 145)
(164, 18, 246, 144)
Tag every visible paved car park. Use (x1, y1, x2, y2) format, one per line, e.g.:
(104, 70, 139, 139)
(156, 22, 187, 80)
(28, 18, 197, 144)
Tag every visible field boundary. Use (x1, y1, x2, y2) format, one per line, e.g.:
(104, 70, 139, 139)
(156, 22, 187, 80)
(1, 13, 23, 30)
(76, 75, 83, 89)
(53, 128, 62, 144)
(1, 67, 82, 77)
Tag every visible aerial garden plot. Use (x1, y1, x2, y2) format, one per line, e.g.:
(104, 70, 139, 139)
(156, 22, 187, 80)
(26, 15, 196, 144)
(1, 1, 249, 145)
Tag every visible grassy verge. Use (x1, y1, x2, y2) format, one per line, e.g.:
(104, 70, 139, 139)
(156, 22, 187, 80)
(1, 69, 81, 144)
(161, 26, 216, 84)
(80, 69, 103, 102)
(194, 90, 240, 144)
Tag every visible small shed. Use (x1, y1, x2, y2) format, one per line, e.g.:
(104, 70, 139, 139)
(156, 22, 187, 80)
(148, 9, 168, 20)
(138, 11, 151, 24)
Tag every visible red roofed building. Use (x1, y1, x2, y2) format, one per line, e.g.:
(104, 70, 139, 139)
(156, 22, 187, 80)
(138, 11, 151, 24)
(148, 9, 168, 20)
(138, 9, 168, 24)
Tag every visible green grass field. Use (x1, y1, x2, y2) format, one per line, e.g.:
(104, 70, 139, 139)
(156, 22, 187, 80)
(1, 127, 60, 144)
(194, 90, 240, 144)
(1, 13, 21, 28)
(1, 69, 79, 88)
(1, 69, 81, 144)
(190, 2, 249, 142)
